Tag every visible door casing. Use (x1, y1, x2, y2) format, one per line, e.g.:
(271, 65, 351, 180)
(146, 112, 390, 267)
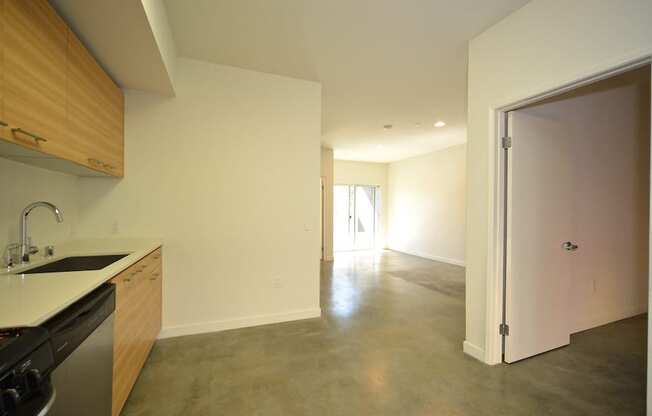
(485, 56, 652, 366)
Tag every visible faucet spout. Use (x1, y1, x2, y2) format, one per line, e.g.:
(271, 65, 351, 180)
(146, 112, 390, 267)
(20, 201, 64, 263)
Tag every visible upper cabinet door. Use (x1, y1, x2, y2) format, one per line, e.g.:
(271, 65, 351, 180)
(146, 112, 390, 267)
(3, 0, 75, 157)
(0, 0, 5, 124)
(68, 30, 124, 176)
(0, 0, 123, 177)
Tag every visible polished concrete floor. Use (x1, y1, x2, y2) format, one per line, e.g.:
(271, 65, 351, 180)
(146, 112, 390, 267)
(122, 250, 647, 415)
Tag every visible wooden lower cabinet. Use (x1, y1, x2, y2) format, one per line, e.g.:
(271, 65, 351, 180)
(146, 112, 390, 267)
(110, 248, 162, 416)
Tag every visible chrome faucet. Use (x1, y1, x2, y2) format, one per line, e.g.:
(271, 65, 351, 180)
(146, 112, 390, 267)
(19, 201, 64, 264)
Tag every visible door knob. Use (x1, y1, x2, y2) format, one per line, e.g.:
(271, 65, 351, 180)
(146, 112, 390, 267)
(562, 241, 578, 251)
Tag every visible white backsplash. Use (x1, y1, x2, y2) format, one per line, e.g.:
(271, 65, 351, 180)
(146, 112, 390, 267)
(0, 158, 80, 255)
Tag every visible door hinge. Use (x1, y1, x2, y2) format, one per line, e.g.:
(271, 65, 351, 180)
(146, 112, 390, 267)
(499, 323, 510, 336)
(501, 136, 512, 149)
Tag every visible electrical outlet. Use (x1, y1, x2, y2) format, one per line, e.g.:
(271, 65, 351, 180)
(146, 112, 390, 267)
(272, 277, 283, 289)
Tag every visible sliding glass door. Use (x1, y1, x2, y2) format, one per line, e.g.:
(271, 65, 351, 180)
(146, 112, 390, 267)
(334, 184, 377, 251)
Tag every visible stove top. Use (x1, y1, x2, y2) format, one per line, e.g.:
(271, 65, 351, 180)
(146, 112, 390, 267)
(0, 327, 54, 416)
(0, 327, 50, 376)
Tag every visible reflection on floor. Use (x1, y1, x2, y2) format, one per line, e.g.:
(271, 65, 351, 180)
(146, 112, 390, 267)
(122, 250, 646, 416)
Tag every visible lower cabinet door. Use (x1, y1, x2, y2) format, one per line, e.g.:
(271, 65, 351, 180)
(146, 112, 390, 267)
(112, 275, 149, 416)
(111, 250, 162, 416)
(147, 265, 163, 343)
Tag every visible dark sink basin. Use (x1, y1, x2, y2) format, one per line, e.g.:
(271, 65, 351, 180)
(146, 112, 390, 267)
(18, 254, 129, 274)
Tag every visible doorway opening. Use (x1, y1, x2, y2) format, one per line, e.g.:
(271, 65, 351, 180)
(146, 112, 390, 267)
(333, 184, 379, 252)
(498, 64, 650, 372)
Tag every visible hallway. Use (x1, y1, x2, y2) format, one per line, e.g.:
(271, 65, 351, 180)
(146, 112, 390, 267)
(123, 251, 646, 415)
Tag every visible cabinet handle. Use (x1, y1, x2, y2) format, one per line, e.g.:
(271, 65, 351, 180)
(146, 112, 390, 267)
(12, 128, 47, 143)
(0, 120, 7, 127)
(88, 159, 115, 171)
(123, 278, 132, 283)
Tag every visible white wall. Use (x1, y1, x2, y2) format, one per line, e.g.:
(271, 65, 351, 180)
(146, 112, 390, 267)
(517, 70, 650, 334)
(387, 145, 466, 266)
(75, 58, 322, 337)
(466, 0, 652, 363)
(321, 148, 334, 261)
(334, 160, 388, 187)
(0, 159, 79, 254)
(333, 160, 388, 248)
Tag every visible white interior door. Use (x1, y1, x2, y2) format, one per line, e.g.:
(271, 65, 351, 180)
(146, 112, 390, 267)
(505, 109, 576, 363)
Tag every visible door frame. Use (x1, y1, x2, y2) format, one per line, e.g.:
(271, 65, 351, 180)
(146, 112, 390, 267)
(333, 183, 380, 252)
(320, 176, 325, 261)
(485, 54, 652, 366)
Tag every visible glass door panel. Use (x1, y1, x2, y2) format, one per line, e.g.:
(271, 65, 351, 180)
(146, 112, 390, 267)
(334, 184, 377, 252)
(353, 185, 376, 250)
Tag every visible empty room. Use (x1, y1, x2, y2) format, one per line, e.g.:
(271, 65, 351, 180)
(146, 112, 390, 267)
(0, 1, 651, 416)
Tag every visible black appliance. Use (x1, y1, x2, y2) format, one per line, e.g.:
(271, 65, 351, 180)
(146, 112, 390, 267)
(0, 327, 55, 416)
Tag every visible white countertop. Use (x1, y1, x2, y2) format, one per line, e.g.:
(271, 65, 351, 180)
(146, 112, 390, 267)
(0, 238, 162, 329)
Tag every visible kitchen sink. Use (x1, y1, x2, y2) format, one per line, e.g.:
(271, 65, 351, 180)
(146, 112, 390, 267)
(18, 254, 129, 274)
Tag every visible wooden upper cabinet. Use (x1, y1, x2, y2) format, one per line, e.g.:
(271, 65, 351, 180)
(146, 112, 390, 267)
(0, 0, 5, 125)
(0, 0, 124, 177)
(2, 0, 80, 159)
(68, 30, 124, 176)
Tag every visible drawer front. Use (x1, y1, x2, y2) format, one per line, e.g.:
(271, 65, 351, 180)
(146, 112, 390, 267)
(130, 247, 161, 278)
(111, 263, 145, 312)
(111, 248, 161, 307)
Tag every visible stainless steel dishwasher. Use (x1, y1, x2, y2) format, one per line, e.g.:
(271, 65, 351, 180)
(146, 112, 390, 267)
(42, 284, 115, 416)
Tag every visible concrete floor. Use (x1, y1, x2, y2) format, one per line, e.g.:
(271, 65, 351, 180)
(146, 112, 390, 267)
(122, 250, 647, 415)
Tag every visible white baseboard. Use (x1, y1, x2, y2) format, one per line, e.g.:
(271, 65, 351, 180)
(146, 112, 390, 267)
(388, 248, 465, 267)
(463, 340, 485, 362)
(159, 308, 322, 339)
(572, 304, 647, 334)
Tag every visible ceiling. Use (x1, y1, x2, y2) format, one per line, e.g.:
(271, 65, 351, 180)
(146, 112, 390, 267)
(170, 1, 529, 162)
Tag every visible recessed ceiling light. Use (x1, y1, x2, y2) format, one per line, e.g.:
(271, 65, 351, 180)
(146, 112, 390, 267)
(383, 124, 393, 130)
(434, 121, 446, 128)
